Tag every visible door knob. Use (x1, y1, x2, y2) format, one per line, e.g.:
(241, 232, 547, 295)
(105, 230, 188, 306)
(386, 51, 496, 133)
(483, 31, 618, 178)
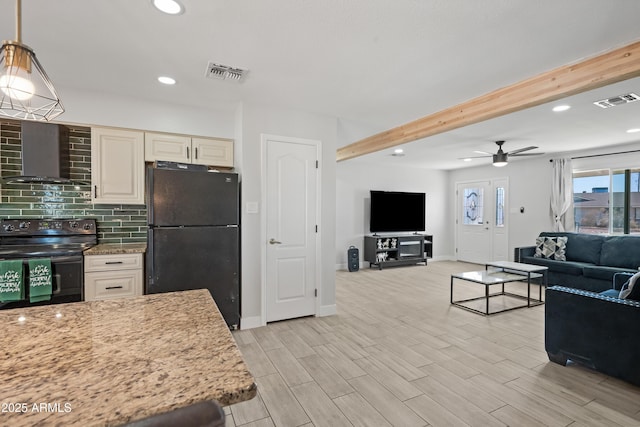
(269, 238, 282, 245)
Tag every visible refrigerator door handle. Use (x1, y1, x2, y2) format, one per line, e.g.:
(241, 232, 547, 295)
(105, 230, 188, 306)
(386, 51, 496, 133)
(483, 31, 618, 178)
(146, 228, 154, 292)
(269, 238, 282, 245)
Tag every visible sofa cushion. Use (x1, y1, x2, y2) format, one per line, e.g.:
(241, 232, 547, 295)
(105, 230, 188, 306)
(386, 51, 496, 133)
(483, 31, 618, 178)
(534, 236, 567, 261)
(599, 236, 640, 269)
(521, 256, 588, 275)
(582, 265, 637, 282)
(540, 232, 603, 264)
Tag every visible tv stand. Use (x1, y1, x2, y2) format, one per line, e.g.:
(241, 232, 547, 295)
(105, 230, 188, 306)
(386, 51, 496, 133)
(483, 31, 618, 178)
(364, 234, 433, 270)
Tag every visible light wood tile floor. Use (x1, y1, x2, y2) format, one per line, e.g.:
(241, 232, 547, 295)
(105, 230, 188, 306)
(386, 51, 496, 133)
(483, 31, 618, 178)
(227, 261, 640, 427)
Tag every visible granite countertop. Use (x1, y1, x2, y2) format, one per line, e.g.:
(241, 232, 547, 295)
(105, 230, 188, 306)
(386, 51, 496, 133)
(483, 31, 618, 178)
(84, 242, 147, 255)
(0, 289, 256, 426)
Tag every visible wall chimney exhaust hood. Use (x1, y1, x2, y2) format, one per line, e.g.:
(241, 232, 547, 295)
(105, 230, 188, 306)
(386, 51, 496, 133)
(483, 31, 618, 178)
(2, 121, 81, 185)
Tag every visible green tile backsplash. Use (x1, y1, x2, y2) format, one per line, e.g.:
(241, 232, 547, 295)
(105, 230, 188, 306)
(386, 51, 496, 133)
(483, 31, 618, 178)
(0, 119, 147, 243)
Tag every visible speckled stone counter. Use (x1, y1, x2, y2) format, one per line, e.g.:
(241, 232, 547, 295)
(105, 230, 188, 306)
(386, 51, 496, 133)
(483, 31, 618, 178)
(83, 242, 147, 255)
(0, 289, 256, 427)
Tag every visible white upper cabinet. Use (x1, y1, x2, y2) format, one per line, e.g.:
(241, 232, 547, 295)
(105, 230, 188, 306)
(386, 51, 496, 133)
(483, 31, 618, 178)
(145, 132, 234, 167)
(144, 132, 190, 163)
(191, 137, 234, 167)
(91, 127, 145, 205)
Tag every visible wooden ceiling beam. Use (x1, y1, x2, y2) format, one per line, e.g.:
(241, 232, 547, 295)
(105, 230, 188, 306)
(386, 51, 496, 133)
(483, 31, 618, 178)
(337, 40, 640, 162)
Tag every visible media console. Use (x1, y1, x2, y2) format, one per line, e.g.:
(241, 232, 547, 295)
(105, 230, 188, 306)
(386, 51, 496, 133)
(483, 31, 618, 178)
(364, 234, 433, 270)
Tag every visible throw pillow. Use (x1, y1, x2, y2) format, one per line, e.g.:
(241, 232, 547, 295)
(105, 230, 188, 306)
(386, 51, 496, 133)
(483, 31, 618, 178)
(619, 271, 640, 301)
(534, 236, 568, 261)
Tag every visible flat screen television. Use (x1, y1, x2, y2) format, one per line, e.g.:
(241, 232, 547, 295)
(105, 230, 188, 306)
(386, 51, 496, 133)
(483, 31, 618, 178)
(369, 190, 426, 233)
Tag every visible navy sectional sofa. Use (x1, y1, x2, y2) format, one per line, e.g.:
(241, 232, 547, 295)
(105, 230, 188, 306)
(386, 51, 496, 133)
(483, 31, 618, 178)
(514, 232, 640, 292)
(545, 285, 640, 387)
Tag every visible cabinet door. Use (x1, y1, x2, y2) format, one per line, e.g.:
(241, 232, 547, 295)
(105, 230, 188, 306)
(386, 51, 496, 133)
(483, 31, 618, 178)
(192, 137, 234, 167)
(144, 132, 191, 163)
(91, 127, 145, 205)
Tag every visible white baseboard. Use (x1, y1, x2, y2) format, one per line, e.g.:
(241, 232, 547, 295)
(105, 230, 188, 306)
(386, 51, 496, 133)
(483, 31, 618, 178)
(431, 255, 455, 262)
(240, 315, 264, 330)
(317, 304, 337, 316)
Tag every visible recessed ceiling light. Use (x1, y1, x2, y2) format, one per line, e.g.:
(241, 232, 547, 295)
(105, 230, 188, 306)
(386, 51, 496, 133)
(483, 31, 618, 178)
(158, 76, 176, 85)
(552, 105, 571, 112)
(152, 0, 184, 15)
(394, 148, 404, 154)
(627, 128, 640, 133)
(463, 158, 472, 162)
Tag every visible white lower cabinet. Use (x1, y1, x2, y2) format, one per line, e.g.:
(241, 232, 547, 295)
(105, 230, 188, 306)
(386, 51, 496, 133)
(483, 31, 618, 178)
(84, 253, 143, 301)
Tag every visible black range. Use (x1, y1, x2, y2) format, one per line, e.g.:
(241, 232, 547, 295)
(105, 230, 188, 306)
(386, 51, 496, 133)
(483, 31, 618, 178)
(0, 218, 97, 309)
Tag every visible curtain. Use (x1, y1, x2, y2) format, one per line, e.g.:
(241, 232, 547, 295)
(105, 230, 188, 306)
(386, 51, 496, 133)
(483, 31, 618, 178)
(551, 158, 574, 231)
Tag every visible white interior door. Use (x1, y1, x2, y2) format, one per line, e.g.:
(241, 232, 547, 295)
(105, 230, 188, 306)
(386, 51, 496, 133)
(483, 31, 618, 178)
(264, 135, 319, 323)
(456, 179, 509, 264)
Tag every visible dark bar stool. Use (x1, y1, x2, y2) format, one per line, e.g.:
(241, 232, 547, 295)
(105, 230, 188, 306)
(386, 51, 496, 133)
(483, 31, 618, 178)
(119, 400, 225, 427)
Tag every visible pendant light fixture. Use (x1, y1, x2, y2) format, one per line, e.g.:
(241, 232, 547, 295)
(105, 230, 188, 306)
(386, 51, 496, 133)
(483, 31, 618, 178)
(0, 0, 64, 121)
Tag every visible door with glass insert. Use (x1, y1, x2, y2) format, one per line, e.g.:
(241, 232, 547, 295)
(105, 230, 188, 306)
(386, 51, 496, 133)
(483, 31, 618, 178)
(456, 179, 508, 264)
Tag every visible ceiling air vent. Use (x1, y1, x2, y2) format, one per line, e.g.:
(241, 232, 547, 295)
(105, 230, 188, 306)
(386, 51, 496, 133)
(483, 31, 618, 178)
(205, 62, 248, 82)
(593, 93, 640, 108)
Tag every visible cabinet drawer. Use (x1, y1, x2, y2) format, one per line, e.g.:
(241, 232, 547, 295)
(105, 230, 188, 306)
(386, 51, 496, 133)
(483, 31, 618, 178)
(85, 253, 143, 272)
(84, 270, 143, 301)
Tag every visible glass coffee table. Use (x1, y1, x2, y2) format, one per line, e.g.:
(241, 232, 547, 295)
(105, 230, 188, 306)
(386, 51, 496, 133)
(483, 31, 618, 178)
(450, 261, 547, 315)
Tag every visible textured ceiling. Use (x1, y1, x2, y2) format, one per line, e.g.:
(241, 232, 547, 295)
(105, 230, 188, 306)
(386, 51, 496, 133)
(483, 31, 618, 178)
(1, 0, 639, 169)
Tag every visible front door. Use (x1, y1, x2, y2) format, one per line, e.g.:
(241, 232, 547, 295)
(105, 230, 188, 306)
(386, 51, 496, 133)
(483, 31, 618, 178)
(263, 135, 319, 323)
(456, 179, 509, 264)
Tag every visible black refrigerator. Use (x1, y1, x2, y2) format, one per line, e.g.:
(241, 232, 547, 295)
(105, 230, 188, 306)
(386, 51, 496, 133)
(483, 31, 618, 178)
(146, 165, 240, 329)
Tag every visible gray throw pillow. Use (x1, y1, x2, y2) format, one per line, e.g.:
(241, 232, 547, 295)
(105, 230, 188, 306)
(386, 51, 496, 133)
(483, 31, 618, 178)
(534, 236, 568, 261)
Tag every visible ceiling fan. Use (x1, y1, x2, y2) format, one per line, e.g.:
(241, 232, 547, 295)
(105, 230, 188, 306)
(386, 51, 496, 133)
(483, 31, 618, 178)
(464, 140, 544, 167)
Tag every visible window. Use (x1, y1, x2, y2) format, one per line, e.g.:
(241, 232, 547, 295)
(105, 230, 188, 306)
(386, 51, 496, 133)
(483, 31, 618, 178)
(495, 186, 505, 227)
(463, 187, 483, 225)
(573, 168, 640, 234)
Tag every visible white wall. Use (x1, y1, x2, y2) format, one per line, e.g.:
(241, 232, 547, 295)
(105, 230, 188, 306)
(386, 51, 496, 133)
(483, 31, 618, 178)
(337, 140, 640, 268)
(239, 103, 338, 326)
(56, 86, 236, 137)
(57, 88, 338, 328)
(448, 155, 556, 258)
(336, 161, 450, 268)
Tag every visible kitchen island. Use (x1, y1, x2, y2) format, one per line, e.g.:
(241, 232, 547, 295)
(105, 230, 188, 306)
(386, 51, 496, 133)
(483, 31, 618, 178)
(0, 289, 256, 426)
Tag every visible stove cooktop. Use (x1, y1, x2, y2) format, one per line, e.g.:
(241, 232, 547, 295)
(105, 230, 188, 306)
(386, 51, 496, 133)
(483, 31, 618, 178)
(0, 219, 98, 259)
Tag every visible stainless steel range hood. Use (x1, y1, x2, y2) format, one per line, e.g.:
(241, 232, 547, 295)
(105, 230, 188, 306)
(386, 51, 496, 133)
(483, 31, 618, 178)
(2, 121, 80, 185)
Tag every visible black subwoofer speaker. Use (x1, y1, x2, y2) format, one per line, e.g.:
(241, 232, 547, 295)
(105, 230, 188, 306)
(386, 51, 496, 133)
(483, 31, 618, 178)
(347, 246, 359, 272)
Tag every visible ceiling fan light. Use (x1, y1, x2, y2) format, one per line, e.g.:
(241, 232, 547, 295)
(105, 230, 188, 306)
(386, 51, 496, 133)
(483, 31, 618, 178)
(493, 152, 508, 167)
